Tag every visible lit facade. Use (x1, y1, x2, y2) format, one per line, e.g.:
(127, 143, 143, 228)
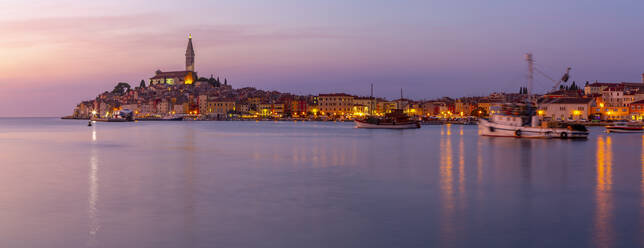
(318, 93, 355, 115)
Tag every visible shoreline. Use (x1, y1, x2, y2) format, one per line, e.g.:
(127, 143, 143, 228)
(61, 116, 619, 126)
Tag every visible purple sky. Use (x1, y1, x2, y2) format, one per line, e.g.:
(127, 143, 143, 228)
(1, 0, 643, 116)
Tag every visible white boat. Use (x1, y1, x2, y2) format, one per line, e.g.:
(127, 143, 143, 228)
(606, 122, 644, 133)
(478, 53, 589, 139)
(479, 113, 589, 139)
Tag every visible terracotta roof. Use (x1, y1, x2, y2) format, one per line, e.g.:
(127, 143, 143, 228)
(542, 97, 593, 104)
(545, 89, 584, 97)
(588, 82, 618, 87)
(318, 93, 354, 97)
(150, 71, 192, 79)
(631, 100, 644, 105)
(603, 86, 624, 91)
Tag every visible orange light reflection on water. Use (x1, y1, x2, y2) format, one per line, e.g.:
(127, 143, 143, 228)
(594, 136, 613, 248)
(439, 125, 455, 245)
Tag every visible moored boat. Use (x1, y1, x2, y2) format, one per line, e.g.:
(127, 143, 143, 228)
(478, 109, 589, 139)
(161, 115, 184, 121)
(478, 53, 589, 139)
(606, 122, 644, 133)
(355, 110, 421, 129)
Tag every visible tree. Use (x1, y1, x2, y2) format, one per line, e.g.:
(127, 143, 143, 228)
(208, 75, 221, 87)
(112, 82, 131, 95)
(569, 81, 578, 91)
(139, 80, 146, 88)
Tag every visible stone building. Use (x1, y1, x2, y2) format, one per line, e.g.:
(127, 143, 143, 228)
(150, 35, 197, 85)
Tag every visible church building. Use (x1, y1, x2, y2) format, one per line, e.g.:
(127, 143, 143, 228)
(150, 34, 197, 85)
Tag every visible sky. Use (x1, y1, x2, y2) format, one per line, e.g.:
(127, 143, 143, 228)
(1, 0, 643, 116)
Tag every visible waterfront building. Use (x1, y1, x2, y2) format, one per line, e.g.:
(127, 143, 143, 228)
(140, 104, 152, 115)
(537, 97, 594, 121)
(258, 103, 284, 117)
(237, 103, 250, 114)
(149, 35, 198, 85)
(476, 99, 504, 115)
(405, 102, 423, 116)
(248, 97, 261, 111)
(421, 101, 440, 116)
(353, 97, 375, 115)
(290, 99, 309, 116)
(318, 93, 355, 116)
(157, 99, 171, 114)
(173, 103, 187, 114)
(207, 100, 236, 117)
(454, 100, 475, 116)
(73, 101, 94, 118)
(629, 99, 644, 121)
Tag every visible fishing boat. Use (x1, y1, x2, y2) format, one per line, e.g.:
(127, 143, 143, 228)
(478, 53, 589, 139)
(605, 122, 644, 133)
(355, 110, 421, 129)
(478, 104, 589, 139)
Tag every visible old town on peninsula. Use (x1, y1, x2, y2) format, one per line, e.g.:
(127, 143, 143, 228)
(67, 35, 644, 123)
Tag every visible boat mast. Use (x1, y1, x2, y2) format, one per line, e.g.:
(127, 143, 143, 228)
(370, 83, 374, 116)
(525, 53, 534, 104)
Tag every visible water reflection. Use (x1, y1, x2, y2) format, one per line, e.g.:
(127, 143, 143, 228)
(439, 125, 455, 245)
(477, 137, 483, 184)
(594, 136, 613, 248)
(182, 128, 196, 246)
(641, 135, 644, 244)
(91, 125, 97, 143)
(458, 126, 466, 200)
(88, 141, 99, 246)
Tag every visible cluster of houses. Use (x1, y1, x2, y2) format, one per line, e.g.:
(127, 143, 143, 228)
(72, 74, 644, 121)
(70, 34, 644, 122)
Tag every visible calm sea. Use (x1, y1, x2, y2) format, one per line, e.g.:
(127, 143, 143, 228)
(0, 118, 642, 248)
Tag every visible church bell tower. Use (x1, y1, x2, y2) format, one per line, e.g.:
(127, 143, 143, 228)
(185, 34, 195, 72)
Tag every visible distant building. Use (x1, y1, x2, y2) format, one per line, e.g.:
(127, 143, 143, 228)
(538, 97, 594, 121)
(207, 100, 236, 117)
(149, 35, 198, 85)
(629, 99, 644, 121)
(318, 93, 354, 115)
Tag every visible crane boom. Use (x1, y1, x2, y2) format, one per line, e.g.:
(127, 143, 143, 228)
(551, 67, 572, 92)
